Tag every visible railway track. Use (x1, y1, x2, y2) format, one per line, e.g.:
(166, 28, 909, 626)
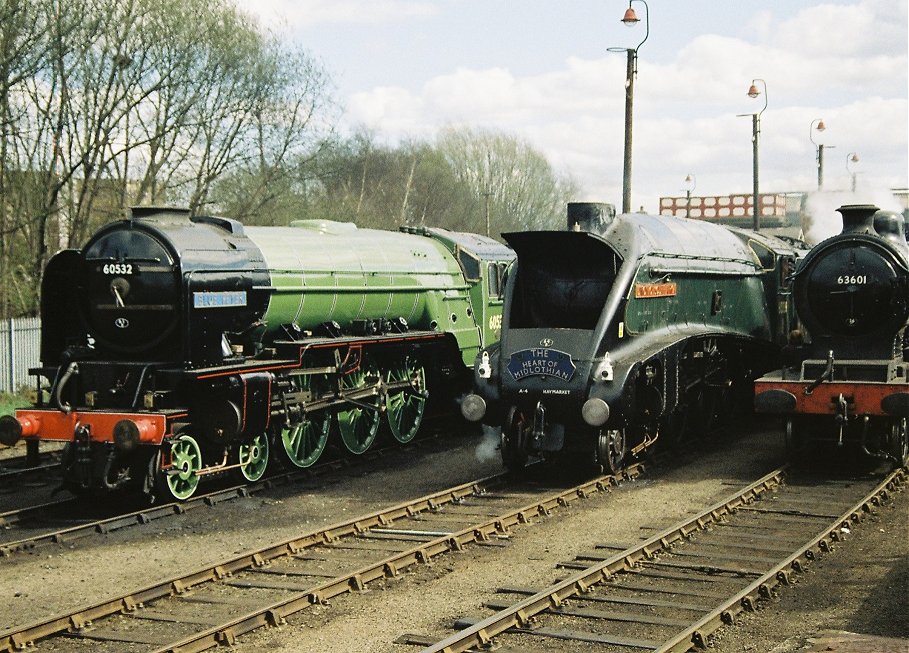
(400, 464, 907, 653)
(0, 431, 455, 558)
(0, 449, 62, 487)
(0, 464, 642, 652)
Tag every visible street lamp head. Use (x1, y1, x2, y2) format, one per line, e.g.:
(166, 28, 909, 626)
(746, 79, 768, 117)
(847, 151, 860, 173)
(847, 152, 859, 192)
(622, 6, 640, 25)
(809, 118, 826, 145)
(617, 0, 649, 52)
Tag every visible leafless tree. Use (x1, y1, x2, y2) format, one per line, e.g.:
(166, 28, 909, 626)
(0, 0, 335, 317)
(437, 126, 577, 235)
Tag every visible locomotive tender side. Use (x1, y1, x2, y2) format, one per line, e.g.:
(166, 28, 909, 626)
(0, 207, 514, 499)
(462, 202, 805, 472)
(754, 204, 909, 465)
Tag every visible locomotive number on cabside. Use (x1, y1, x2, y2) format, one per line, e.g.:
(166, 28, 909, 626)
(102, 263, 134, 275)
(489, 314, 502, 333)
(836, 275, 867, 285)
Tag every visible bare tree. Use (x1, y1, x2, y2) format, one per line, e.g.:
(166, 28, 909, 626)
(0, 0, 54, 315)
(217, 42, 335, 220)
(0, 0, 336, 317)
(437, 126, 578, 235)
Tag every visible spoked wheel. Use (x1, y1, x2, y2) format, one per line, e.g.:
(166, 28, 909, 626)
(237, 432, 270, 482)
(385, 357, 427, 444)
(278, 375, 331, 468)
(336, 354, 382, 455)
(784, 417, 813, 466)
(156, 434, 202, 501)
(597, 428, 627, 474)
(501, 407, 529, 472)
(888, 417, 909, 466)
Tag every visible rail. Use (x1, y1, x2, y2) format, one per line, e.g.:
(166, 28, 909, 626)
(408, 465, 907, 653)
(0, 464, 643, 652)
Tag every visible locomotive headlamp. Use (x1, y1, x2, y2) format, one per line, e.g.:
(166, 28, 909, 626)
(461, 394, 487, 422)
(592, 353, 614, 382)
(582, 398, 610, 427)
(477, 351, 492, 379)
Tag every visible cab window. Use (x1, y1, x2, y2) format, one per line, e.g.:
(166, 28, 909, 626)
(748, 240, 776, 271)
(488, 262, 505, 298)
(456, 248, 481, 282)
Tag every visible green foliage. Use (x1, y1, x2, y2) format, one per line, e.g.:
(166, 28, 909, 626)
(0, 391, 29, 417)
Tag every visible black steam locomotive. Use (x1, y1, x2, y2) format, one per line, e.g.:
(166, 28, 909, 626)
(461, 202, 806, 472)
(755, 204, 909, 466)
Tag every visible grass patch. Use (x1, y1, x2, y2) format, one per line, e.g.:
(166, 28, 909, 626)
(0, 392, 29, 417)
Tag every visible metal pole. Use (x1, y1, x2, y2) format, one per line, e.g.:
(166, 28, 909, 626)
(817, 143, 824, 190)
(686, 189, 691, 219)
(752, 113, 760, 231)
(484, 191, 490, 237)
(622, 48, 635, 214)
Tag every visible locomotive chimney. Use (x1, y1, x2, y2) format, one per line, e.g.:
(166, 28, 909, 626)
(567, 202, 615, 233)
(836, 204, 880, 235)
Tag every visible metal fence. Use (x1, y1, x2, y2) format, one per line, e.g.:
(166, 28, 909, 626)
(0, 317, 41, 394)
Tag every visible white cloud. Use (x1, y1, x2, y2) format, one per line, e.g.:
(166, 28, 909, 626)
(344, 0, 907, 212)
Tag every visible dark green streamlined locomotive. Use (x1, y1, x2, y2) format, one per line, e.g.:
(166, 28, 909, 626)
(461, 202, 806, 472)
(0, 207, 513, 500)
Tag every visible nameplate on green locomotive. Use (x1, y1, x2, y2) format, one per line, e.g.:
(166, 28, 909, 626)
(193, 291, 247, 308)
(507, 348, 576, 381)
(634, 282, 677, 298)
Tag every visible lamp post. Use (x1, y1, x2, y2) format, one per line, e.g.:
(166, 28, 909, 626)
(684, 173, 696, 219)
(738, 79, 767, 231)
(609, 0, 649, 215)
(847, 152, 859, 192)
(810, 118, 827, 190)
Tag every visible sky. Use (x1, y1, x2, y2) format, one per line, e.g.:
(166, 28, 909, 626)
(241, 0, 908, 216)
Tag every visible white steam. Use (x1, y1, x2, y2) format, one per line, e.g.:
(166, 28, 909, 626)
(475, 425, 502, 463)
(801, 185, 904, 245)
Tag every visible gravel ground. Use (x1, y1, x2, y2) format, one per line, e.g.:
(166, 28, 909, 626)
(2, 428, 502, 630)
(2, 419, 906, 652)
(708, 484, 908, 653)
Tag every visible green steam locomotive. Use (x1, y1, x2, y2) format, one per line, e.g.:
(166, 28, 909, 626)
(0, 207, 514, 500)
